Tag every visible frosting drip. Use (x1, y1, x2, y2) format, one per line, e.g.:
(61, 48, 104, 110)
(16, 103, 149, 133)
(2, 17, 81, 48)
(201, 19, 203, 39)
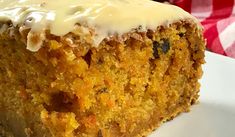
(0, 0, 197, 51)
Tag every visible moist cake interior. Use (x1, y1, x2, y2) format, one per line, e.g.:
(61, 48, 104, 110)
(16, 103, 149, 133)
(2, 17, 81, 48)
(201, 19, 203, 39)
(0, 20, 205, 137)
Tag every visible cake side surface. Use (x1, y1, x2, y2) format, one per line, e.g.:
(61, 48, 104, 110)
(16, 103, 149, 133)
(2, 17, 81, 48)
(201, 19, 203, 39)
(0, 20, 205, 137)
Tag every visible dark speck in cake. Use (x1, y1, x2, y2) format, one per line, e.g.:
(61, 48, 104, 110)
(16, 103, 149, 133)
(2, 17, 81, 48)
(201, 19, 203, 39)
(153, 41, 160, 58)
(153, 39, 170, 58)
(98, 129, 103, 137)
(178, 32, 185, 37)
(98, 87, 108, 94)
(83, 50, 92, 67)
(162, 39, 170, 54)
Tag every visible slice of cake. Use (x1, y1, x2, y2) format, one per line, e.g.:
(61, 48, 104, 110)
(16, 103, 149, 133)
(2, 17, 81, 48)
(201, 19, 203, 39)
(0, 0, 205, 137)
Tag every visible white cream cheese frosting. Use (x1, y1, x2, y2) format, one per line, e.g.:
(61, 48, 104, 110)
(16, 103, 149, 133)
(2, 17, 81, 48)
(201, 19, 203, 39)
(0, 0, 197, 51)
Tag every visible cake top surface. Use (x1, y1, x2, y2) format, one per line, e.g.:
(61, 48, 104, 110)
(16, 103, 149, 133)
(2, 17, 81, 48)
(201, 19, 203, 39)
(0, 0, 197, 51)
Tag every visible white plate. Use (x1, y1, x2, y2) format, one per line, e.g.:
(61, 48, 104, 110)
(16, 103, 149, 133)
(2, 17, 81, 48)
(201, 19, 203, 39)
(149, 51, 235, 137)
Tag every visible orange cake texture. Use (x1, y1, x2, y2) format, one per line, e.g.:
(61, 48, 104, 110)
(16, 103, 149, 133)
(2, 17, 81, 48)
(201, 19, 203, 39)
(0, 0, 205, 137)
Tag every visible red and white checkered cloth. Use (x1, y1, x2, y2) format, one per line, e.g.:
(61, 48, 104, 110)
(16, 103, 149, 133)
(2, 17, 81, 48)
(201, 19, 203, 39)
(170, 0, 235, 58)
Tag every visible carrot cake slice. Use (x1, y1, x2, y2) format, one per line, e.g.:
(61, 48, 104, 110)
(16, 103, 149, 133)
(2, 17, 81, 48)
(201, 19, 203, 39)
(0, 0, 205, 137)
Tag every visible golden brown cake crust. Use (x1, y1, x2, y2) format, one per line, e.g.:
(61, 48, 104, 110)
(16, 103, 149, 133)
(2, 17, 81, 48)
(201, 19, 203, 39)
(0, 19, 205, 137)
